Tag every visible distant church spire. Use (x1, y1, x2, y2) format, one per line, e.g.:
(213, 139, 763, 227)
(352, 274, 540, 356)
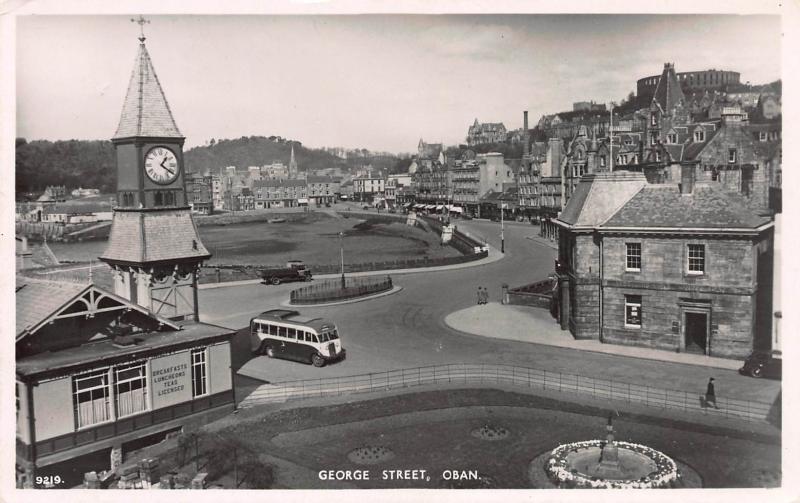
(289, 144, 298, 178)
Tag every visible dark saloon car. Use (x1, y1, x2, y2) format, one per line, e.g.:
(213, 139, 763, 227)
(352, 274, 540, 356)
(739, 350, 782, 379)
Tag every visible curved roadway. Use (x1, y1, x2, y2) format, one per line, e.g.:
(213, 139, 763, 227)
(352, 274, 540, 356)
(199, 219, 780, 404)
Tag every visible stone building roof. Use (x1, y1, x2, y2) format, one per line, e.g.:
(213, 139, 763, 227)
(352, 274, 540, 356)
(602, 183, 772, 230)
(100, 210, 210, 265)
(557, 171, 648, 227)
(113, 42, 182, 139)
(652, 63, 686, 113)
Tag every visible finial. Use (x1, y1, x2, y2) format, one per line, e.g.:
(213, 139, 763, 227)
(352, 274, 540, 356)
(131, 15, 150, 43)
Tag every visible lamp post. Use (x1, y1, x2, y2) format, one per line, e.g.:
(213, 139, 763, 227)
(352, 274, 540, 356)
(609, 102, 614, 172)
(500, 202, 505, 254)
(339, 232, 346, 289)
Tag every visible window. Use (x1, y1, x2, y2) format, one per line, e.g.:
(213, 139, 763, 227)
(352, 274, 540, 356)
(624, 138, 633, 146)
(73, 369, 111, 429)
(625, 295, 642, 328)
(728, 149, 737, 164)
(626, 243, 641, 271)
(694, 129, 705, 142)
(687, 244, 705, 274)
(667, 133, 677, 144)
(115, 362, 148, 418)
(191, 348, 208, 398)
(655, 151, 661, 162)
(759, 131, 768, 142)
(650, 132, 658, 145)
(600, 156, 606, 167)
(287, 328, 296, 339)
(650, 113, 657, 126)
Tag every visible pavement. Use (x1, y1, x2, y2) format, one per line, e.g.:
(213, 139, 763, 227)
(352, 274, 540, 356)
(445, 302, 744, 371)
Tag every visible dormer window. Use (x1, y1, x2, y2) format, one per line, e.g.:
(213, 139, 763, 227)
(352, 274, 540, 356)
(655, 151, 661, 162)
(624, 138, 633, 146)
(667, 132, 677, 144)
(759, 131, 768, 142)
(694, 129, 705, 142)
(728, 149, 737, 164)
(650, 132, 658, 145)
(650, 113, 657, 126)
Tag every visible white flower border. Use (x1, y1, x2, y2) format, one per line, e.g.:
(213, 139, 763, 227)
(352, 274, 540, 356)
(545, 440, 681, 489)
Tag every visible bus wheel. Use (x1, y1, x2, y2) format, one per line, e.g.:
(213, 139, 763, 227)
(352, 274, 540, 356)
(266, 347, 276, 358)
(311, 354, 326, 367)
(271, 277, 281, 285)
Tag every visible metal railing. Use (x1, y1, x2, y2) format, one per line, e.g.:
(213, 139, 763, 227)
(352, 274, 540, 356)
(238, 362, 774, 423)
(290, 276, 393, 304)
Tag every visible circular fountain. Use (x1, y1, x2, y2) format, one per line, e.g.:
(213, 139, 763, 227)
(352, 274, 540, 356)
(543, 414, 682, 489)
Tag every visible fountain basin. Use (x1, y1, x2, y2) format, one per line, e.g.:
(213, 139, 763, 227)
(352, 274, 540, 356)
(546, 440, 680, 489)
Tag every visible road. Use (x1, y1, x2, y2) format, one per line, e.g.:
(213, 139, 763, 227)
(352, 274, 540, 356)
(199, 218, 781, 405)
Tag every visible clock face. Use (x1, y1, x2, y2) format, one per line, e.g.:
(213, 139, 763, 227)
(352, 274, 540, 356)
(144, 147, 179, 184)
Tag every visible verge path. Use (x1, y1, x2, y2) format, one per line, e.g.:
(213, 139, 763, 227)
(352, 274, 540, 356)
(445, 303, 742, 371)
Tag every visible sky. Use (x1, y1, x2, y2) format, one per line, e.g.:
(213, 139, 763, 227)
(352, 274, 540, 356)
(15, 14, 782, 153)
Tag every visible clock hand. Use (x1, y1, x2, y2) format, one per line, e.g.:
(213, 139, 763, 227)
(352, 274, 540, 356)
(159, 158, 175, 175)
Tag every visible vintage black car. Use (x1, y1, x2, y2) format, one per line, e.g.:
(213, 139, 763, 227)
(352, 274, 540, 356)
(739, 350, 782, 379)
(260, 260, 312, 285)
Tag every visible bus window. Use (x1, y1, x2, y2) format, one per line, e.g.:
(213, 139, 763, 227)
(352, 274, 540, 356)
(328, 330, 339, 340)
(269, 324, 277, 336)
(312, 333, 319, 343)
(278, 326, 287, 338)
(319, 332, 328, 342)
(304, 332, 312, 342)
(287, 328, 296, 339)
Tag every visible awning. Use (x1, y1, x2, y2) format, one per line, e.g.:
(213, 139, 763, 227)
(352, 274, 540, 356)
(403, 203, 412, 208)
(448, 205, 464, 213)
(427, 205, 436, 210)
(435, 205, 444, 210)
(297, 198, 309, 204)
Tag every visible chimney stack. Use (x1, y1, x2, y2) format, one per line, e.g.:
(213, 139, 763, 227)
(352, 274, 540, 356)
(680, 164, 695, 194)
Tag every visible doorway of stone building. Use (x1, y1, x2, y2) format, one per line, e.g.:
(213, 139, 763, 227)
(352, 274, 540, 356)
(684, 311, 709, 355)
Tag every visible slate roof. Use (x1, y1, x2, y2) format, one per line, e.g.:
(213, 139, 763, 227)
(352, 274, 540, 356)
(113, 42, 182, 139)
(602, 183, 772, 230)
(652, 64, 686, 113)
(16, 277, 89, 337)
(42, 201, 112, 215)
(101, 209, 210, 264)
(557, 171, 648, 227)
(253, 179, 307, 188)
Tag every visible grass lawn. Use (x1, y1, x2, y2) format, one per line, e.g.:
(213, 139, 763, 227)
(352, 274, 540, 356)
(217, 389, 780, 489)
(47, 212, 459, 266)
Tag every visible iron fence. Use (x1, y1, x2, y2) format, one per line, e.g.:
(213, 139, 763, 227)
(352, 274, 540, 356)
(238, 362, 774, 423)
(290, 276, 393, 304)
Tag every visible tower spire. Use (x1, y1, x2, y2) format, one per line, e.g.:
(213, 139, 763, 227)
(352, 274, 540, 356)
(131, 15, 150, 44)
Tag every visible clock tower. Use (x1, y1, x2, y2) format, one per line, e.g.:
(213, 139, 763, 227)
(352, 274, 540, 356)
(100, 30, 210, 321)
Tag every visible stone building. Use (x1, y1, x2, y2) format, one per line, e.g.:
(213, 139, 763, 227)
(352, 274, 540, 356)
(466, 119, 507, 146)
(554, 170, 773, 359)
(253, 179, 308, 208)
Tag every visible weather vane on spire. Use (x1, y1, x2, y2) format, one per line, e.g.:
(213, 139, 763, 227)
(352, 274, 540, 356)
(131, 15, 150, 43)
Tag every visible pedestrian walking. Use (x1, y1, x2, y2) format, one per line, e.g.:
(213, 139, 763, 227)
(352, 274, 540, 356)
(483, 287, 489, 305)
(705, 377, 719, 409)
(477, 286, 483, 305)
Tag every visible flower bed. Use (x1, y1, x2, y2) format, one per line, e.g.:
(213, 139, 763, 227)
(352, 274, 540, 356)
(545, 440, 681, 489)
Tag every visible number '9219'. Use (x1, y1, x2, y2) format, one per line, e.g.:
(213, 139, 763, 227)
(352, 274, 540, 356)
(36, 475, 64, 487)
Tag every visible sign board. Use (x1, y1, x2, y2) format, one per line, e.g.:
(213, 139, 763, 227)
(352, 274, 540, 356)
(441, 224, 453, 244)
(150, 352, 192, 409)
(406, 211, 417, 226)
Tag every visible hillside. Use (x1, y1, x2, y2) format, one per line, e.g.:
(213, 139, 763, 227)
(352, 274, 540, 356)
(16, 139, 115, 195)
(184, 136, 350, 174)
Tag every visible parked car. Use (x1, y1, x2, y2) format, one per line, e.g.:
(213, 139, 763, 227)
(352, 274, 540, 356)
(739, 349, 782, 379)
(362, 204, 371, 210)
(260, 260, 312, 285)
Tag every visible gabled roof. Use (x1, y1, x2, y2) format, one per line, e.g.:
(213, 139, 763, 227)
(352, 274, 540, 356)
(602, 183, 772, 230)
(113, 42, 182, 139)
(16, 276, 180, 339)
(101, 209, 210, 265)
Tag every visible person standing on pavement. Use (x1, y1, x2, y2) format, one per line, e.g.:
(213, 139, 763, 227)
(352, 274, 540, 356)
(483, 287, 490, 305)
(705, 378, 719, 409)
(477, 286, 483, 305)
